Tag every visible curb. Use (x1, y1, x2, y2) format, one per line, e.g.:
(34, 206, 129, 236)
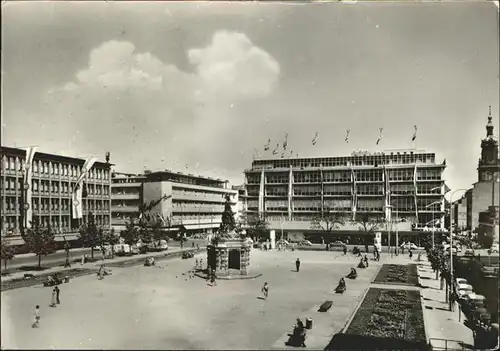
(340, 286, 370, 334)
(417, 267, 432, 345)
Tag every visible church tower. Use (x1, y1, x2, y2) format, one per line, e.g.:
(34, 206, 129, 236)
(477, 106, 500, 182)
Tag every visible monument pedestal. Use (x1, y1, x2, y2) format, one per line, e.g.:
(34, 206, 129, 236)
(203, 238, 261, 279)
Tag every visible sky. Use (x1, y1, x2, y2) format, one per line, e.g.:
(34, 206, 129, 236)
(1, 1, 499, 192)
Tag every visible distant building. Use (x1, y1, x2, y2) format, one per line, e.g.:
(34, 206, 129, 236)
(111, 169, 237, 234)
(477, 206, 500, 244)
(232, 185, 247, 223)
(244, 149, 447, 242)
(111, 172, 146, 232)
(1, 146, 112, 245)
(450, 189, 473, 232)
(471, 108, 500, 232)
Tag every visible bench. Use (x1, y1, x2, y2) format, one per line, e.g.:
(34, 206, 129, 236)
(318, 300, 333, 312)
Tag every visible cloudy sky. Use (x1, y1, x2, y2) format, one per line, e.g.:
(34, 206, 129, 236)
(1, 1, 499, 191)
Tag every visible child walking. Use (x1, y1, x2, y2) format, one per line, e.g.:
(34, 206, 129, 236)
(32, 305, 40, 328)
(261, 282, 269, 300)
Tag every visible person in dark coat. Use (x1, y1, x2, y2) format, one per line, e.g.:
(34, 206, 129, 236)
(409, 249, 413, 259)
(55, 285, 60, 304)
(295, 258, 301, 272)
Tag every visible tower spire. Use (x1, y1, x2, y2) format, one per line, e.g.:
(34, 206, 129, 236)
(486, 105, 494, 137)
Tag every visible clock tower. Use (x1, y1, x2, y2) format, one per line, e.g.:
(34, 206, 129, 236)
(477, 106, 500, 182)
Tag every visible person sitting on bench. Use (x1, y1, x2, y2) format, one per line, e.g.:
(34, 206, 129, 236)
(347, 268, 357, 279)
(288, 318, 307, 347)
(363, 255, 369, 267)
(358, 259, 367, 269)
(335, 278, 346, 293)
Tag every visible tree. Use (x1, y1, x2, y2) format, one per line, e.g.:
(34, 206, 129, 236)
(0, 236, 16, 271)
(355, 213, 384, 252)
(103, 228, 120, 259)
(78, 213, 100, 259)
(21, 221, 57, 268)
(219, 194, 236, 234)
(241, 212, 269, 241)
(121, 220, 140, 246)
(310, 209, 347, 238)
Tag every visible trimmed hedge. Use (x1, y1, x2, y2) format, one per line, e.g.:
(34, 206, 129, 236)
(344, 288, 426, 344)
(373, 264, 419, 286)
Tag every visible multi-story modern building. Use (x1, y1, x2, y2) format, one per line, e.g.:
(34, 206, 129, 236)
(1, 146, 112, 246)
(244, 149, 446, 242)
(232, 185, 247, 223)
(111, 172, 146, 232)
(110, 169, 238, 234)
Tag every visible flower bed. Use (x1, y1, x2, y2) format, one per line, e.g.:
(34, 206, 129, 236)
(373, 264, 419, 286)
(345, 288, 426, 344)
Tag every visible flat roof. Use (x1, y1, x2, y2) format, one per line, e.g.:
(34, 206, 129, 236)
(147, 170, 228, 184)
(1, 145, 111, 168)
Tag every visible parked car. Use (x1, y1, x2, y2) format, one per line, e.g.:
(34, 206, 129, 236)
(147, 240, 168, 252)
(114, 244, 131, 256)
(401, 242, 418, 250)
(445, 246, 458, 255)
(328, 241, 347, 251)
(300, 240, 313, 246)
(464, 248, 475, 257)
(456, 283, 474, 300)
(277, 239, 290, 246)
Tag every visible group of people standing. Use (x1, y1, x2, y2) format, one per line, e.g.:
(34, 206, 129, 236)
(33, 285, 61, 328)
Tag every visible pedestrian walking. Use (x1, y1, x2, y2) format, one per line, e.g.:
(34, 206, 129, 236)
(210, 271, 217, 286)
(196, 244, 200, 251)
(50, 288, 57, 307)
(343, 246, 347, 255)
(192, 242, 195, 248)
(295, 258, 301, 272)
(55, 286, 60, 305)
(180, 240, 184, 249)
(409, 249, 413, 259)
(261, 282, 269, 300)
(32, 305, 41, 328)
(292, 243, 296, 252)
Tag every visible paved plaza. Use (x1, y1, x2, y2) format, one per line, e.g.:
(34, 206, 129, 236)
(1, 249, 385, 350)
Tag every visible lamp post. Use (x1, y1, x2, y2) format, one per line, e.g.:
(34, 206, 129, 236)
(426, 200, 441, 249)
(447, 188, 468, 312)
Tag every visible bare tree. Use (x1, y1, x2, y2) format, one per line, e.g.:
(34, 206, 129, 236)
(310, 208, 347, 236)
(355, 213, 384, 252)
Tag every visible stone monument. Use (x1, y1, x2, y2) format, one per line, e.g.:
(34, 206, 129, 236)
(207, 235, 253, 277)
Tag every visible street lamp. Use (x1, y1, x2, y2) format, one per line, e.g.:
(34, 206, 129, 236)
(426, 200, 441, 249)
(447, 188, 468, 312)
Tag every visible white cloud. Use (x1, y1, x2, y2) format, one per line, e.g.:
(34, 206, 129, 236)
(188, 30, 280, 100)
(51, 31, 279, 102)
(40, 30, 280, 180)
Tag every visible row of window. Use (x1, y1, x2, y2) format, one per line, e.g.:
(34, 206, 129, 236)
(248, 169, 442, 184)
(253, 153, 437, 170)
(2, 156, 110, 180)
(172, 203, 224, 212)
(3, 198, 110, 212)
(1, 178, 110, 195)
(171, 189, 234, 200)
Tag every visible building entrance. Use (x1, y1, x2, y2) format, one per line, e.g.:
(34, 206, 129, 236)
(228, 249, 241, 270)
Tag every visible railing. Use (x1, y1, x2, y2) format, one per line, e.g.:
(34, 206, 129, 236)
(429, 337, 466, 350)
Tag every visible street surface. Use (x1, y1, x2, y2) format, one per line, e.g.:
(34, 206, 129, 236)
(5, 239, 208, 271)
(2, 249, 383, 350)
